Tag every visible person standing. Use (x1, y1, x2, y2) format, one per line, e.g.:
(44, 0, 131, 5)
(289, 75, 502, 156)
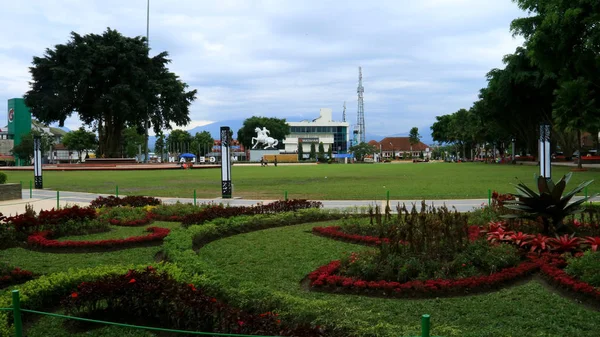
(274, 156, 278, 167)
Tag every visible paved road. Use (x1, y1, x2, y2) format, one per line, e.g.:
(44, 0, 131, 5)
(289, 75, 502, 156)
(10, 189, 599, 213)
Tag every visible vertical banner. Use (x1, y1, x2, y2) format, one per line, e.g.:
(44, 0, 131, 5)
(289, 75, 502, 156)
(539, 124, 551, 179)
(33, 135, 43, 189)
(220, 126, 232, 198)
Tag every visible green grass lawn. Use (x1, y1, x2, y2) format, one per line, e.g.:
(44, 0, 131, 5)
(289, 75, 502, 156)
(3, 163, 600, 199)
(0, 222, 179, 275)
(197, 221, 600, 337)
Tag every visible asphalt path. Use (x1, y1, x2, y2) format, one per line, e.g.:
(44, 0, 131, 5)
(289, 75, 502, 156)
(18, 189, 600, 213)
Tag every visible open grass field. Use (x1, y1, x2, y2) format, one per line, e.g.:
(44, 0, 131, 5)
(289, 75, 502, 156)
(3, 162, 600, 200)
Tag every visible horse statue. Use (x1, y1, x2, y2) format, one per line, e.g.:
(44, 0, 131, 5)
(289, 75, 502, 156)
(251, 127, 279, 149)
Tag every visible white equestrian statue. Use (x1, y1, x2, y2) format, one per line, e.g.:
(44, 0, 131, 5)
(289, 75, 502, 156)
(251, 127, 279, 149)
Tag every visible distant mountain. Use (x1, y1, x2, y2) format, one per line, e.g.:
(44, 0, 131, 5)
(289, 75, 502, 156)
(187, 119, 245, 138)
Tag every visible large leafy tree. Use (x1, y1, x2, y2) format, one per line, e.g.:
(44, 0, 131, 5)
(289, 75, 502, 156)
(122, 127, 145, 158)
(11, 130, 54, 162)
(349, 142, 377, 161)
(191, 131, 214, 156)
(62, 127, 98, 158)
(408, 127, 421, 152)
(154, 131, 166, 159)
(237, 117, 289, 150)
(24, 28, 197, 158)
(166, 130, 192, 153)
(511, 0, 600, 168)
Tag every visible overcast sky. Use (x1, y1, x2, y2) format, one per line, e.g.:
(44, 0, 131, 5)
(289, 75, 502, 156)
(0, 0, 525, 137)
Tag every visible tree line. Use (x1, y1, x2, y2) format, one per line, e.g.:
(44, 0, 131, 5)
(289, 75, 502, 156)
(430, 0, 600, 168)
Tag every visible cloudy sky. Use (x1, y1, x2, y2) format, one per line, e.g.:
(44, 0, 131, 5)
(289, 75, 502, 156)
(0, 0, 526, 138)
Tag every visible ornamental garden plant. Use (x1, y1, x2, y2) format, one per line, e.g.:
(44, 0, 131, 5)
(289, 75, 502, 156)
(308, 174, 600, 303)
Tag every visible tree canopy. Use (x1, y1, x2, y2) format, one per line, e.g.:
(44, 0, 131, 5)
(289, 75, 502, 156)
(349, 142, 377, 161)
(429, 0, 600, 165)
(237, 117, 289, 150)
(62, 127, 98, 157)
(191, 131, 214, 156)
(24, 28, 197, 158)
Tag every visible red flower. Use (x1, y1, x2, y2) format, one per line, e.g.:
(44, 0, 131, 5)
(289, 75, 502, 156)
(210, 298, 217, 303)
(238, 320, 244, 326)
(71, 292, 78, 298)
(583, 236, 600, 252)
(129, 278, 136, 284)
(188, 283, 196, 291)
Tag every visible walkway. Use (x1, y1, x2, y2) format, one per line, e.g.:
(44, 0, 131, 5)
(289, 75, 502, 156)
(0, 189, 597, 216)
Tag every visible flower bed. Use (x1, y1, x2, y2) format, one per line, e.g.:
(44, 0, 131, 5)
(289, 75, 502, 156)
(181, 200, 323, 226)
(27, 227, 170, 249)
(308, 259, 539, 297)
(312, 225, 482, 245)
(6, 205, 97, 236)
(106, 212, 155, 226)
(532, 253, 600, 301)
(0, 267, 34, 289)
(90, 195, 162, 208)
(61, 267, 326, 337)
(312, 226, 390, 245)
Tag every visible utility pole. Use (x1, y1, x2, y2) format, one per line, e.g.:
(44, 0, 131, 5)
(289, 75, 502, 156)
(144, 0, 150, 163)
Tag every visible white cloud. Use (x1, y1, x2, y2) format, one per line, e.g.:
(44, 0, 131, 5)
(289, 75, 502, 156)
(0, 0, 527, 138)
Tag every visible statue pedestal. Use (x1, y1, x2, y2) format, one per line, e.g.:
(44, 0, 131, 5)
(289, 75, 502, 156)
(249, 149, 280, 162)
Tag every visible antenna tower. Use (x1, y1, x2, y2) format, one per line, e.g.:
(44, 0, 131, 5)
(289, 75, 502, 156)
(342, 101, 346, 122)
(356, 67, 365, 143)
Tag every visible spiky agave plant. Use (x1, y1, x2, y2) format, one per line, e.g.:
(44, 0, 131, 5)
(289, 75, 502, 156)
(502, 173, 597, 235)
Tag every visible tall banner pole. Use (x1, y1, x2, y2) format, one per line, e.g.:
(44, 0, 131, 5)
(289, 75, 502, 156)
(220, 126, 232, 198)
(33, 135, 43, 189)
(539, 124, 551, 179)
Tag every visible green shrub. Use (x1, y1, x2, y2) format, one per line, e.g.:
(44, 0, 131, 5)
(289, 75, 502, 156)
(53, 219, 110, 237)
(339, 239, 521, 282)
(98, 206, 149, 224)
(150, 201, 205, 218)
(0, 172, 6, 184)
(565, 250, 600, 287)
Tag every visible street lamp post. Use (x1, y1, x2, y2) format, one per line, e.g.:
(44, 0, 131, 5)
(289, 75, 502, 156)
(511, 137, 516, 164)
(144, 0, 150, 163)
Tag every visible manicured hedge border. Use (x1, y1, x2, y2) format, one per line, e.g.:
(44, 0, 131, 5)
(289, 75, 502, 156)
(0, 265, 144, 337)
(27, 227, 170, 249)
(532, 253, 600, 301)
(312, 226, 390, 245)
(313, 225, 483, 246)
(163, 209, 353, 335)
(307, 259, 539, 298)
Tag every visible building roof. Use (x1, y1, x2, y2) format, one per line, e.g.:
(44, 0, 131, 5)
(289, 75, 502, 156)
(378, 137, 429, 151)
(368, 140, 379, 146)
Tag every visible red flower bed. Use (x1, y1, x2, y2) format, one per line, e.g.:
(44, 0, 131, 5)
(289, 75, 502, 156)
(313, 225, 482, 245)
(312, 226, 390, 245)
(531, 253, 600, 301)
(27, 227, 170, 248)
(90, 196, 162, 208)
(0, 267, 34, 288)
(181, 200, 322, 226)
(108, 213, 155, 226)
(6, 205, 97, 235)
(62, 267, 328, 337)
(308, 259, 538, 297)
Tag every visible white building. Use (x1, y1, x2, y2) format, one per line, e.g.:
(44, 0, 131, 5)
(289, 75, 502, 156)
(283, 108, 350, 156)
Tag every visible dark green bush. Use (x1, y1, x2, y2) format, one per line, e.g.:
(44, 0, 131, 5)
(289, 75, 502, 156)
(565, 250, 600, 286)
(338, 239, 521, 282)
(0, 172, 6, 184)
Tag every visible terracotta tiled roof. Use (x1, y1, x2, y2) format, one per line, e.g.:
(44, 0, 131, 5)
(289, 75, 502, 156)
(379, 137, 429, 151)
(368, 140, 379, 146)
